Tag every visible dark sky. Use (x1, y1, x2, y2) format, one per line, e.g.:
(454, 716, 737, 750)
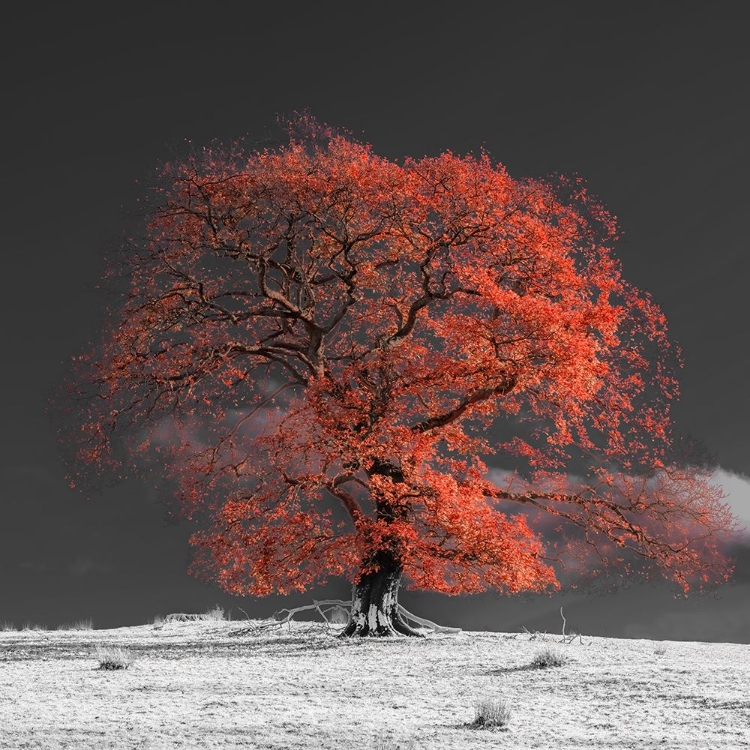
(2, 2, 749, 640)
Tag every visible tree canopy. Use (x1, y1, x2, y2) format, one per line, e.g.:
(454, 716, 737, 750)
(62, 117, 737, 633)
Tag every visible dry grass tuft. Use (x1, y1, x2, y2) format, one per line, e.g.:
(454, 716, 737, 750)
(204, 604, 227, 621)
(0, 622, 16, 632)
(471, 696, 512, 729)
(57, 619, 93, 631)
(530, 647, 567, 669)
(96, 645, 133, 670)
(327, 605, 350, 625)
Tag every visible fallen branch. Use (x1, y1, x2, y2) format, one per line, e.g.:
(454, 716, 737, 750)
(521, 626, 552, 641)
(163, 612, 218, 623)
(232, 599, 354, 636)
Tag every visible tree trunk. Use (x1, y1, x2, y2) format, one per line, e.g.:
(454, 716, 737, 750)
(340, 551, 423, 637)
(341, 458, 422, 637)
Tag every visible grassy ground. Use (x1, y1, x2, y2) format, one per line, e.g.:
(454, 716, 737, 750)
(1, 619, 748, 749)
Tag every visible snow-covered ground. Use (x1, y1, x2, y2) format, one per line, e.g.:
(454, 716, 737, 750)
(1, 619, 748, 749)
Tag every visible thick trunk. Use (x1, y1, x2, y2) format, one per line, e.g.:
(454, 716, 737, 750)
(341, 458, 422, 637)
(340, 551, 423, 637)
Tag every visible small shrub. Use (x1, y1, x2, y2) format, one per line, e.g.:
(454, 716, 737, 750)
(654, 646, 667, 655)
(96, 645, 133, 670)
(152, 614, 164, 627)
(472, 696, 512, 729)
(204, 604, 226, 621)
(531, 647, 567, 668)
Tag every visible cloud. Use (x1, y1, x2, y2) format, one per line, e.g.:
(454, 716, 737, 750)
(488, 465, 750, 538)
(712, 467, 750, 537)
(68, 557, 109, 576)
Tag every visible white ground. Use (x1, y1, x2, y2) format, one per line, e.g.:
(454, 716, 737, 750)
(1, 619, 748, 749)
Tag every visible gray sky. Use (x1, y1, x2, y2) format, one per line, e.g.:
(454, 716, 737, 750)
(1, 2, 748, 639)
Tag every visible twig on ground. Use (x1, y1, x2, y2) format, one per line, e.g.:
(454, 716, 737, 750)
(560, 607, 584, 644)
(236, 607, 252, 621)
(521, 626, 551, 641)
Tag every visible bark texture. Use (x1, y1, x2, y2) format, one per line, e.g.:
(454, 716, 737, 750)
(340, 551, 422, 637)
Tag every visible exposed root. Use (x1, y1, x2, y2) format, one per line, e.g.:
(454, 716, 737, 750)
(228, 599, 461, 638)
(397, 606, 462, 635)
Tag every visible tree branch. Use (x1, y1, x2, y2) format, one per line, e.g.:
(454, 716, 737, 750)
(412, 377, 517, 432)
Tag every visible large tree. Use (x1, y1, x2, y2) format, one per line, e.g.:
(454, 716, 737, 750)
(64, 117, 736, 636)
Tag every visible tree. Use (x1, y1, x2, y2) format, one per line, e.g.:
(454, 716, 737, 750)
(63, 116, 737, 636)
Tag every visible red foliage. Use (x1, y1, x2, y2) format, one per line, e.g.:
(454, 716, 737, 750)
(65, 116, 737, 598)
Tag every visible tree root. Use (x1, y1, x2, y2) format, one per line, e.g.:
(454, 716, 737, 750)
(229, 599, 461, 637)
(396, 606, 462, 634)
